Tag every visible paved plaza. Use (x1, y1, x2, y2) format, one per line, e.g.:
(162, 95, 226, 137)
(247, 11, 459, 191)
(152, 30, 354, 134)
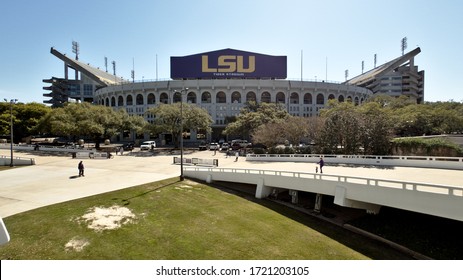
(1, 149, 463, 218)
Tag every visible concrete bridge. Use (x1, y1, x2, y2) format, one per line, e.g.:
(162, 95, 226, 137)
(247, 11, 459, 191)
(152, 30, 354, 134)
(183, 166, 463, 222)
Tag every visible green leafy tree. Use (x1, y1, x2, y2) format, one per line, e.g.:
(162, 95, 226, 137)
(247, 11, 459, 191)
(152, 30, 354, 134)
(319, 102, 363, 154)
(147, 103, 212, 148)
(393, 104, 434, 136)
(0, 102, 52, 142)
(223, 102, 289, 139)
(357, 102, 394, 155)
(36, 102, 146, 147)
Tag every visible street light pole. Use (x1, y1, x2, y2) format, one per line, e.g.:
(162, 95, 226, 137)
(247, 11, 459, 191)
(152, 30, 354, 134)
(174, 88, 188, 181)
(180, 93, 184, 181)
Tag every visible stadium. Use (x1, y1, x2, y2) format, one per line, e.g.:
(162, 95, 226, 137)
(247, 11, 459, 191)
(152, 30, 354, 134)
(43, 47, 424, 145)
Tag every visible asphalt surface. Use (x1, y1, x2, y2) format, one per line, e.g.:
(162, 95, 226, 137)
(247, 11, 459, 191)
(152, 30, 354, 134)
(1, 148, 463, 218)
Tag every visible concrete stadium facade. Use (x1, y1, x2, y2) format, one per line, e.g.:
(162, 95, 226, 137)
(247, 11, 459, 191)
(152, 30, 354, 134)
(94, 79, 372, 143)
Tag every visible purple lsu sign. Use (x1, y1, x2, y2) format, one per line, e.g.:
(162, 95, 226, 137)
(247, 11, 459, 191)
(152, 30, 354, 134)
(170, 49, 287, 79)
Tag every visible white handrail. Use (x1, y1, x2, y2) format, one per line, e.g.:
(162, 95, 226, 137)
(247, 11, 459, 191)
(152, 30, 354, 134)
(183, 166, 462, 197)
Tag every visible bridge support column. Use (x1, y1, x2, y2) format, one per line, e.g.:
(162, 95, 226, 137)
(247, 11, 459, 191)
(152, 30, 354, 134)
(334, 186, 382, 214)
(255, 177, 272, 199)
(289, 190, 298, 204)
(314, 193, 323, 213)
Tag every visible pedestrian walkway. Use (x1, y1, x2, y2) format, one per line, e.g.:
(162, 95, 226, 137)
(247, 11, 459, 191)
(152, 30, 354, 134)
(1, 149, 463, 218)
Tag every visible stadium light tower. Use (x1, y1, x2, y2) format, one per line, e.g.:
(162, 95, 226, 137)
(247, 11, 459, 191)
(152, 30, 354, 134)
(72, 41, 79, 60)
(4, 99, 17, 167)
(401, 37, 407, 55)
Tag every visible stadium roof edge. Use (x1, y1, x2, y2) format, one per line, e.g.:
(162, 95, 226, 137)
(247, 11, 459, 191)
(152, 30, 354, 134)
(50, 47, 125, 87)
(344, 47, 421, 85)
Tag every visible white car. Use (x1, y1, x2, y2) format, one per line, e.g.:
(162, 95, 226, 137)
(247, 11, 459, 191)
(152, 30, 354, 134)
(140, 141, 156, 150)
(209, 142, 219, 150)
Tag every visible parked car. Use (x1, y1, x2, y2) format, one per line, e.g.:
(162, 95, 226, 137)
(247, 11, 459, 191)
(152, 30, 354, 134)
(122, 142, 134, 151)
(221, 143, 230, 151)
(231, 139, 249, 150)
(140, 140, 156, 150)
(209, 142, 220, 151)
(198, 141, 208, 151)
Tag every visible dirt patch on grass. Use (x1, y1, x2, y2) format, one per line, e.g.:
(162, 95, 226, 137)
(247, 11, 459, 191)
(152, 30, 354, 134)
(80, 205, 137, 232)
(65, 237, 89, 252)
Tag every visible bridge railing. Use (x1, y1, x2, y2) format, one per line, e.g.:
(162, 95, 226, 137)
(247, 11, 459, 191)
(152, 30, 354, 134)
(183, 166, 462, 197)
(183, 166, 463, 221)
(246, 153, 463, 170)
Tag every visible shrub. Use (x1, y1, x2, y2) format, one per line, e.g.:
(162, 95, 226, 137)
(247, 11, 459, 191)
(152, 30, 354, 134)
(391, 137, 463, 156)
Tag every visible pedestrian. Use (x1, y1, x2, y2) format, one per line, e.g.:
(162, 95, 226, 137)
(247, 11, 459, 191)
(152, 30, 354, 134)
(317, 157, 324, 173)
(235, 150, 239, 162)
(78, 161, 85, 177)
(213, 146, 217, 156)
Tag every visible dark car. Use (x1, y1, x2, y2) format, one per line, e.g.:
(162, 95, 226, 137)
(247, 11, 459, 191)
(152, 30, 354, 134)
(198, 141, 208, 151)
(122, 142, 134, 151)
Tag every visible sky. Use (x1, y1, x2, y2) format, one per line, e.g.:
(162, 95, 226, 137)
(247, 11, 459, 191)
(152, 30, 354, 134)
(0, 0, 462, 103)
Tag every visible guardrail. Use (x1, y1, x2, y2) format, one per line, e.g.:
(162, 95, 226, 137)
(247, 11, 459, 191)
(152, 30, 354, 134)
(74, 152, 110, 159)
(246, 154, 463, 170)
(0, 155, 35, 166)
(183, 166, 463, 222)
(173, 157, 218, 167)
(0, 143, 93, 153)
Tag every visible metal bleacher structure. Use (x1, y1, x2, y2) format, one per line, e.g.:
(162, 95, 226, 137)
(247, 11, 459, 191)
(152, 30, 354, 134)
(184, 154, 463, 222)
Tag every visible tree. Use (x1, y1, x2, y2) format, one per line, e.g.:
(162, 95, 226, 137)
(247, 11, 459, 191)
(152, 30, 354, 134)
(0, 102, 52, 142)
(357, 102, 394, 155)
(366, 94, 415, 109)
(251, 116, 311, 148)
(251, 121, 285, 148)
(36, 102, 146, 147)
(319, 102, 363, 154)
(392, 104, 434, 137)
(223, 102, 289, 139)
(147, 103, 212, 148)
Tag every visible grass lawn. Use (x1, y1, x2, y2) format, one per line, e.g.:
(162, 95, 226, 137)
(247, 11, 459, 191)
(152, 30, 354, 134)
(0, 178, 412, 260)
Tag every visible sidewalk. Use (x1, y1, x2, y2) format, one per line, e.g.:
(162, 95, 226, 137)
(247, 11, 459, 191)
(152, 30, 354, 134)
(1, 149, 463, 218)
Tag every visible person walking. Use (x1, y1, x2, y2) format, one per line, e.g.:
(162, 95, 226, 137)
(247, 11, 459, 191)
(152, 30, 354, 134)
(317, 157, 324, 174)
(78, 161, 85, 177)
(235, 150, 239, 162)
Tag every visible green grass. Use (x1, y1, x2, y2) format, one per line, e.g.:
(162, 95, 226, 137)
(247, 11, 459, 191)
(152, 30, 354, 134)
(0, 178, 411, 260)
